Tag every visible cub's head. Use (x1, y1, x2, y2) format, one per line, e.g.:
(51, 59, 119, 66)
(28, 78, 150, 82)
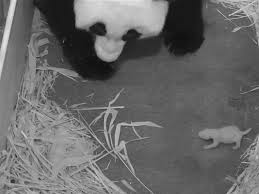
(198, 129, 215, 140)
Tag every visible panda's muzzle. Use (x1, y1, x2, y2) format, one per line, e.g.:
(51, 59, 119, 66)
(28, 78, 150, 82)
(94, 36, 125, 62)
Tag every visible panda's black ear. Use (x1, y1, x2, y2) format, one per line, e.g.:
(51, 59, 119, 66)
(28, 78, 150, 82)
(163, 0, 204, 56)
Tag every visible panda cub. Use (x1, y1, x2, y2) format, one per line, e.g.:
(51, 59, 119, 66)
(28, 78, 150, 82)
(34, 0, 204, 80)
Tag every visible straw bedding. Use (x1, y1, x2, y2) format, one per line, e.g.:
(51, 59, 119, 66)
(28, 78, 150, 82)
(226, 135, 259, 194)
(0, 10, 161, 194)
(211, 0, 259, 45)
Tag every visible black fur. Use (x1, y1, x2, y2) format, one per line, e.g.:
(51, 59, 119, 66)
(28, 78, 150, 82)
(34, 0, 204, 80)
(163, 0, 204, 55)
(34, 0, 115, 80)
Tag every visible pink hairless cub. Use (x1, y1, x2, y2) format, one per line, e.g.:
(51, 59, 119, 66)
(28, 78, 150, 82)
(198, 125, 252, 150)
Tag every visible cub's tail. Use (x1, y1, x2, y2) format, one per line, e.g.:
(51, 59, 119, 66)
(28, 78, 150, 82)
(242, 128, 252, 136)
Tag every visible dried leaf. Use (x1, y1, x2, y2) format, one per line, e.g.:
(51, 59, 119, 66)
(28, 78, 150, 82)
(121, 179, 136, 192)
(103, 109, 112, 149)
(232, 26, 242, 32)
(37, 66, 79, 78)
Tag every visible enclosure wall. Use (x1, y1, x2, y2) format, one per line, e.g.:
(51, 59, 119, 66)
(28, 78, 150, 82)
(0, 0, 34, 150)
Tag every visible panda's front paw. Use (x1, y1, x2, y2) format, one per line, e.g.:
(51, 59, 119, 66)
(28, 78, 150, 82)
(164, 32, 204, 56)
(69, 55, 117, 81)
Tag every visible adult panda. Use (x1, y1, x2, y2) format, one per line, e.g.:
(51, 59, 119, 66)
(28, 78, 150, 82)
(34, 0, 204, 80)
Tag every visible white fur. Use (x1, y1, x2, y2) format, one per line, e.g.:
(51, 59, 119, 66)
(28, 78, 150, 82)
(74, 0, 168, 62)
(94, 36, 125, 62)
(198, 126, 252, 150)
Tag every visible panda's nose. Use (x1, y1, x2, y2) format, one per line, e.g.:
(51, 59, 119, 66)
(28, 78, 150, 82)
(102, 37, 123, 53)
(95, 36, 125, 62)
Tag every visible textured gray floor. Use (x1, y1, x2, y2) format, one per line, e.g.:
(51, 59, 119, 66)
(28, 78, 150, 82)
(47, 3, 259, 194)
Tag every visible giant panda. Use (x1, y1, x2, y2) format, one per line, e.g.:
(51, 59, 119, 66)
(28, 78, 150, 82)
(34, 0, 204, 80)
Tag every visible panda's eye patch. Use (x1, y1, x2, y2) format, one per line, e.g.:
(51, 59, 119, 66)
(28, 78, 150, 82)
(122, 29, 141, 41)
(89, 22, 106, 36)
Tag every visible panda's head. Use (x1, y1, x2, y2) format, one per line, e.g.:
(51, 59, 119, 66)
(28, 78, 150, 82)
(74, 0, 169, 62)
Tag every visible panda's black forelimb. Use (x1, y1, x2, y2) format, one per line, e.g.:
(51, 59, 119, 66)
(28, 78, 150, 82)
(61, 30, 116, 80)
(163, 0, 204, 56)
(33, 0, 116, 80)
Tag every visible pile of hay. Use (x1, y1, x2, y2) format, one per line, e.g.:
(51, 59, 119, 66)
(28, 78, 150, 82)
(0, 10, 161, 194)
(226, 88, 259, 194)
(226, 135, 259, 194)
(211, 0, 259, 45)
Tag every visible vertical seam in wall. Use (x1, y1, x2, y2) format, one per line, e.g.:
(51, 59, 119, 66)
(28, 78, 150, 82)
(0, 0, 17, 78)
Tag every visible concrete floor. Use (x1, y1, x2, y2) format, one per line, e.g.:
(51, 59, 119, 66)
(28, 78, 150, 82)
(47, 3, 259, 194)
